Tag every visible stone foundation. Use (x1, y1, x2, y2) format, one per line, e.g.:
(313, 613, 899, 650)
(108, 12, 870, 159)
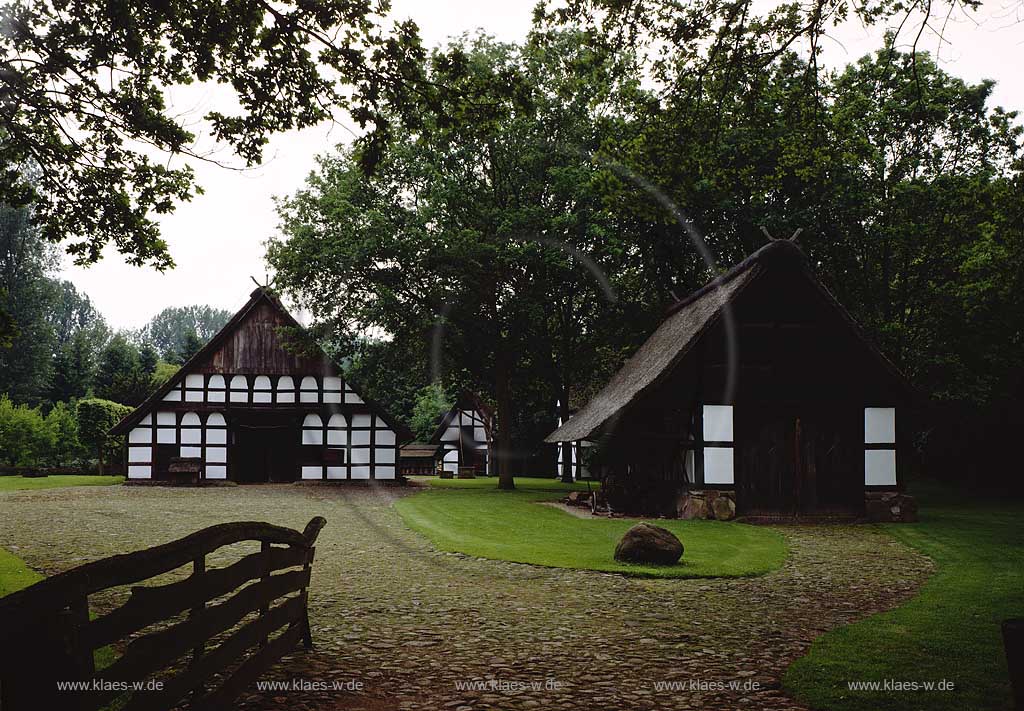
(676, 490, 737, 521)
(865, 491, 918, 522)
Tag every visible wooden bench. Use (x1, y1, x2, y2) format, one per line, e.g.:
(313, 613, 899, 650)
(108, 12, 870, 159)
(0, 516, 326, 711)
(168, 456, 203, 485)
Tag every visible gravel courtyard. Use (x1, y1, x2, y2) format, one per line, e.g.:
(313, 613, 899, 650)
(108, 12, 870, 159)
(0, 484, 932, 711)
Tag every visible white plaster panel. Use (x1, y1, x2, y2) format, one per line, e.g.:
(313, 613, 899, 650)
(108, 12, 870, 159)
(129, 428, 151, 444)
(703, 405, 734, 442)
(865, 407, 896, 444)
(128, 465, 151, 479)
(703, 447, 734, 484)
(865, 450, 897, 486)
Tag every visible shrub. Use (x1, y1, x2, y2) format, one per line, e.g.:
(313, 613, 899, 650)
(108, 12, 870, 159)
(150, 361, 180, 388)
(77, 398, 132, 475)
(410, 384, 454, 441)
(44, 401, 85, 466)
(0, 394, 51, 466)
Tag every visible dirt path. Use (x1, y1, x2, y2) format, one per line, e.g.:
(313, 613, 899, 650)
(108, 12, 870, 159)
(0, 484, 932, 711)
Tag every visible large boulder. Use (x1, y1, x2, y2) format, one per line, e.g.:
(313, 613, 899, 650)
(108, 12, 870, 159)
(614, 523, 683, 565)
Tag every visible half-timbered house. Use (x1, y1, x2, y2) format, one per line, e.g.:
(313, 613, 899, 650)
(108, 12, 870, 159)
(429, 392, 493, 476)
(109, 287, 407, 483)
(546, 238, 917, 520)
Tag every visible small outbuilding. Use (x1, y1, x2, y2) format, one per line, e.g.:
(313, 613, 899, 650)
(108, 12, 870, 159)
(110, 287, 408, 483)
(398, 443, 440, 477)
(429, 392, 493, 476)
(546, 238, 916, 520)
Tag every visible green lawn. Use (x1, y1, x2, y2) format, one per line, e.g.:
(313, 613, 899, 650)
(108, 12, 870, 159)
(0, 475, 123, 492)
(785, 480, 1024, 711)
(0, 548, 43, 597)
(397, 476, 787, 578)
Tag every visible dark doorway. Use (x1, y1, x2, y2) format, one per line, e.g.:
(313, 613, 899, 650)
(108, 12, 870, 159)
(231, 414, 297, 483)
(736, 404, 861, 516)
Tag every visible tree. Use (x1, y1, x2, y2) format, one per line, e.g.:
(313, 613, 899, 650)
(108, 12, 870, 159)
(138, 305, 230, 362)
(176, 332, 203, 364)
(47, 281, 110, 403)
(0, 202, 58, 403)
(151, 361, 180, 389)
(138, 344, 159, 378)
(410, 384, 455, 441)
(93, 334, 148, 405)
(77, 398, 131, 475)
(0, 394, 49, 466)
(44, 401, 84, 466)
(269, 33, 638, 489)
(0, 0, 447, 268)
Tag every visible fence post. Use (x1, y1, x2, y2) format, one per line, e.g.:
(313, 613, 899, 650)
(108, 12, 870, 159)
(259, 542, 271, 648)
(190, 554, 206, 700)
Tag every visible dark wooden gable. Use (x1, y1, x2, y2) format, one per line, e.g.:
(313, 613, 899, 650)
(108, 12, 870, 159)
(109, 288, 410, 439)
(192, 298, 333, 376)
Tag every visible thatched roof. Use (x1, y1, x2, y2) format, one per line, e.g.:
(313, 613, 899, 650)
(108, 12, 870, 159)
(546, 239, 910, 443)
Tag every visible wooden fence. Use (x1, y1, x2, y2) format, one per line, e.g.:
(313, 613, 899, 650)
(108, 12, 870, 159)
(0, 516, 326, 711)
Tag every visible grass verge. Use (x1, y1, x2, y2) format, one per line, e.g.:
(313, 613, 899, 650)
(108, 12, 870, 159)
(0, 475, 123, 492)
(784, 480, 1024, 710)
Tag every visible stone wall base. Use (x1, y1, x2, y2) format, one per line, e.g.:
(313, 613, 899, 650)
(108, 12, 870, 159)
(676, 490, 737, 521)
(866, 491, 918, 522)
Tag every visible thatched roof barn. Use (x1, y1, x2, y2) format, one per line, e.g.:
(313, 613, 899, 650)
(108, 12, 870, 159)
(547, 238, 916, 519)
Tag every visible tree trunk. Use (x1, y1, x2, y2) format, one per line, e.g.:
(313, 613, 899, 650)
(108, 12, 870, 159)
(495, 348, 515, 491)
(97, 444, 105, 476)
(558, 392, 573, 483)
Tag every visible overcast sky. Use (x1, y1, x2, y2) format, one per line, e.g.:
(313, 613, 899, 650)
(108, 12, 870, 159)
(59, 0, 1024, 331)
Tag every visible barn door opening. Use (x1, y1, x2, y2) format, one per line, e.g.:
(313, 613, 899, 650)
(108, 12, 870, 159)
(736, 405, 860, 516)
(232, 415, 297, 483)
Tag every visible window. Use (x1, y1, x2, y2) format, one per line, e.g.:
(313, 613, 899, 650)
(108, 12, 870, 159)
(302, 414, 324, 445)
(300, 376, 319, 403)
(180, 412, 202, 457)
(702, 405, 734, 485)
(864, 407, 896, 486)
(208, 375, 226, 403)
(204, 413, 228, 479)
(276, 376, 295, 404)
(323, 376, 342, 404)
(253, 375, 272, 404)
(229, 375, 248, 403)
(301, 413, 325, 480)
(156, 411, 177, 444)
(374, 416, 396, 479)
(185, 374, 205, 402)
